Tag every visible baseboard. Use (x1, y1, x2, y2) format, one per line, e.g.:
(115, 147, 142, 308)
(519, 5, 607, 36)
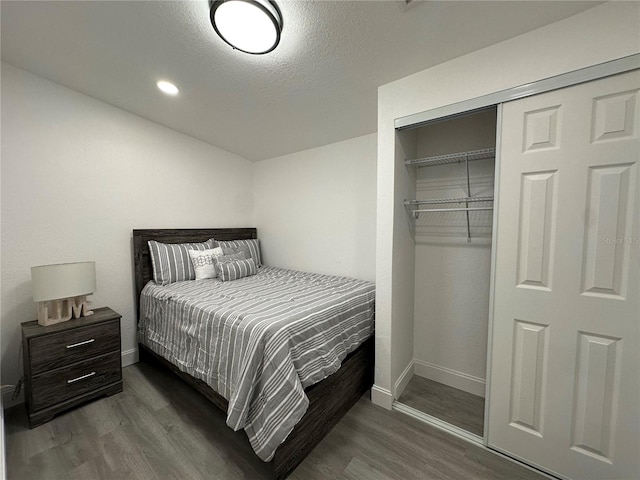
(121, 348, 139, 367)
(394, 361, 414, 399)
(371, 385, 394, 410)
(393, 401, 484, 445)
(414, 360, 486, 398)
(3, 348, 139, 410)
(1, 386, 22, 409)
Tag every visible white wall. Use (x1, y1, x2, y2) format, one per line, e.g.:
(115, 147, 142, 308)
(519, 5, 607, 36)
(386, 129, 416, 403)
(374, 1, 640, 408)
(253, 133, 376, 282)
(0, 63, 254, 400)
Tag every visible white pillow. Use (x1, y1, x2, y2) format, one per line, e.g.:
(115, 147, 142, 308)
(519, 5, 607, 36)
(188, 247, 223, 280)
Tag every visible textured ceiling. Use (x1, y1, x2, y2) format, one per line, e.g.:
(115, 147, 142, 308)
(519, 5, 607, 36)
(1, 1, 600, 161)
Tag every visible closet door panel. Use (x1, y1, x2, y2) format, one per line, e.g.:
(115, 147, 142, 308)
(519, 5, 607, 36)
(509, 320, 549, 436)
(571, 332, 621, 463)
(581, 163, 635, 298)
(516, 171, 558, 290)
(488, 70, 639, 480)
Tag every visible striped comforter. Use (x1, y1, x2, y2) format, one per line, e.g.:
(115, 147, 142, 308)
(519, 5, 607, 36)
(138, 266, 375, 461)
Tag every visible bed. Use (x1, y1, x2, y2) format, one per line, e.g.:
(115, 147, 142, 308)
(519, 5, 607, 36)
(133, 228, 375, 479)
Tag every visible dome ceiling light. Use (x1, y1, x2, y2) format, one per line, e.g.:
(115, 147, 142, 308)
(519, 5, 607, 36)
(210, 0, 283, 55)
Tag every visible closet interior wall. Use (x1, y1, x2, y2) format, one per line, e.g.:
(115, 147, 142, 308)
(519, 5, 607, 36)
(402, 108, 497, 399)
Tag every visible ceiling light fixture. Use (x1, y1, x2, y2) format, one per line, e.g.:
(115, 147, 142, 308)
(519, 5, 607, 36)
(157, 80, 179, 96)
(210, 0, 283, 55)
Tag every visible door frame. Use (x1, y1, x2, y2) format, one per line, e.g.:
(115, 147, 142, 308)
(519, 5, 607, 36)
(484, 102, 503, 442)
(395, 54, 639, 130)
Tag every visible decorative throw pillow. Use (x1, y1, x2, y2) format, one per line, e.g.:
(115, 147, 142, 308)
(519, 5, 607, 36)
(216, 258, 258, 282)
(213, 252, 246, 265)
(148, 239, 215, 285)
(188, 247, 224, 280)
(221, 245, 252, 260)
(215, 239, 262, 266)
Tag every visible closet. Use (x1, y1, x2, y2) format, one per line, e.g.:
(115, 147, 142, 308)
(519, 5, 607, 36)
(388, 66, 639, 480)
(395, 107, 497, 439)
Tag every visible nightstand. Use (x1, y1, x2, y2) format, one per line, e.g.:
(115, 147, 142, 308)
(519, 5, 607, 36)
(21, 306, 123, 428)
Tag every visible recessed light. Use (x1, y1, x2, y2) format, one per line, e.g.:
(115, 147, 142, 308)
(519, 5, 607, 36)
(157, 80, 179, 96)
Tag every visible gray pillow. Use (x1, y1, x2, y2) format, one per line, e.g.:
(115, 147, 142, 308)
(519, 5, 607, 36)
(214, 252, 246, 264)
(148, 239, 216, 285)
(216, 239, 262, 266)
(216, 258, 258, 282)
(221, 245, 252, 260)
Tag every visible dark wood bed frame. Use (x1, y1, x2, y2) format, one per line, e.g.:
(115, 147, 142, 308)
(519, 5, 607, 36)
(132, 228, 374, 479)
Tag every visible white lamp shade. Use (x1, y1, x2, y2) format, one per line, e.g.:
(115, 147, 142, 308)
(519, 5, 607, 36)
(31, 262, 96, 302)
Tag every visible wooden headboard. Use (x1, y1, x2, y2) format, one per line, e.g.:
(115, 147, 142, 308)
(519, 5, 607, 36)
(132, 228, 257, 319)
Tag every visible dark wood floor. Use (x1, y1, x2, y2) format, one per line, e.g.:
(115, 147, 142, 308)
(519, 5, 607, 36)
(397, 375, 485, 436)
(5, 362, 543, 480)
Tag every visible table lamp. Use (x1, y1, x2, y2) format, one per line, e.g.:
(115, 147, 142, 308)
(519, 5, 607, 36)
(31, 262, 96, 326)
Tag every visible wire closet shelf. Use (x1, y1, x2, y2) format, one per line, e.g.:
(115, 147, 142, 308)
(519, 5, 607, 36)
(404, 147, 496, 241)
(404, 147, 496, 168)
(404, 196, 494, 217)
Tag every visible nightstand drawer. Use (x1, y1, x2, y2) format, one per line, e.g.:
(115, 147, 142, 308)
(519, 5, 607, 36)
(31, 351, 121, 411)
(29, 319, 120, 375)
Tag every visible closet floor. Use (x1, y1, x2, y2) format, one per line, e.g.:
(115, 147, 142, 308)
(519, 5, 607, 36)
(398, 375, 485, 436)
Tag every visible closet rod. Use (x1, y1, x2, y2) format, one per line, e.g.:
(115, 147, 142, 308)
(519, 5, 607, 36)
(412, 206, 494, 214)
(404, 196, 494, 206)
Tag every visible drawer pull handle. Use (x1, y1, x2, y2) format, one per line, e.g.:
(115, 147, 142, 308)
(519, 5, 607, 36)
(66, 339, 95, 349)
(67, 372, 96, 384)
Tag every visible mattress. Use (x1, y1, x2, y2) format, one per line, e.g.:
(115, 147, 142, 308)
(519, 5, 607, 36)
(138, 266, 375, 461)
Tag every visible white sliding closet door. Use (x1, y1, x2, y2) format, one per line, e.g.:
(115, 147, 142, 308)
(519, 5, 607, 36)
(488, 70, 639, 480)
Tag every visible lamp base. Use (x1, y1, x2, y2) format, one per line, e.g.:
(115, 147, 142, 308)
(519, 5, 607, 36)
(37, 295, 94, 327)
